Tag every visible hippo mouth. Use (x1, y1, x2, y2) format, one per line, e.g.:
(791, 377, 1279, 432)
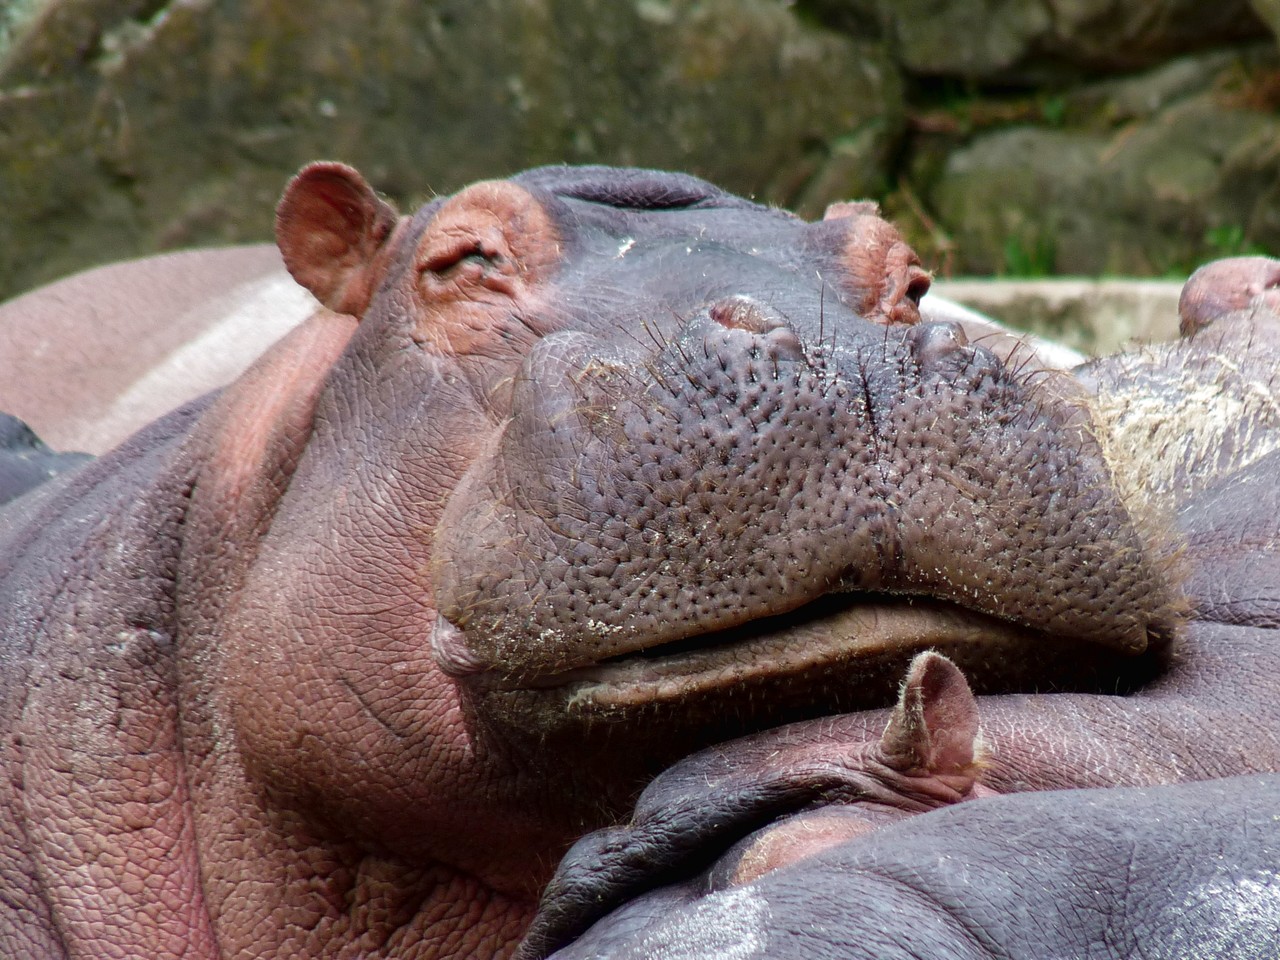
(438, 588, 1161, 715)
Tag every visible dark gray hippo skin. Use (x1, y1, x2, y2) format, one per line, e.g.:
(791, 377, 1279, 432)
(524, 260, 1280, 959)
(0, 159, 1263, 960)
(0, 246, 1077, 461)
(544, 775, 1280, 960)
(5, 161, 1109, 960)
(0, 249, 1078, 463)
(0, 413, 91, 506)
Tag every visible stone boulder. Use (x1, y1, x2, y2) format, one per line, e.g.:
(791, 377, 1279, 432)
(0, 0, 902, 301)
(926, 49, 1280, 276)
(805, 0, 1269, 82)
(932, 278, 1182, 355)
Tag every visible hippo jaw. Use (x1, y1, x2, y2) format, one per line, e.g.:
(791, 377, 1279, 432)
(430, 291, 1182, 732)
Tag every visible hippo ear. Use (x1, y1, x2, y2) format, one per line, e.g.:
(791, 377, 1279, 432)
(822, 199, 881, 221)
(818, 201, 931, 326)
(275, 162, 401, 316)
(878, 652, 981, 776)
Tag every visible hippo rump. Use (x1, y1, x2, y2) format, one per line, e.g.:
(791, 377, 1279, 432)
(0, 161, 1273, 959)
(0, 245, 316, 455)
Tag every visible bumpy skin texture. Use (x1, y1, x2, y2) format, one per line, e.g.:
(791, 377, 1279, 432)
(0, 162, 1231, 960)
(0, 237, 1077, 460)
(524, 264, 1280, 959)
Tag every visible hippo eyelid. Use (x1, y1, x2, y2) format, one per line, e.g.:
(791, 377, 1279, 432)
(421, 235, 501, 275)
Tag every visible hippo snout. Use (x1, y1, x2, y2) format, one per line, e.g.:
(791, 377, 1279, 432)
(430, 285, 1179, 719)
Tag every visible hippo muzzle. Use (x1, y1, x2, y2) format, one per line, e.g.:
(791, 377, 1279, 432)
(426, 235, 1180, 727)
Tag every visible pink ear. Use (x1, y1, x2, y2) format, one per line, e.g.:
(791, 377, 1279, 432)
(878, 651, 980, 775)
(274, 162, 401, 316)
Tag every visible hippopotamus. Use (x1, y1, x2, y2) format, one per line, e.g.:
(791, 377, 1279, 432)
(0, 245, 316, 455)
(534, 773, 1280, 959)
(522, 255, 1280, 958)
(0, 160, 1271, 959)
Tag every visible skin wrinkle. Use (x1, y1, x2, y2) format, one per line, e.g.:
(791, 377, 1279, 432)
(10, 555, 73, 956)
(24, 459, 216, 957)
(7, 730, 72, 957)
(862, 868, 997, 959)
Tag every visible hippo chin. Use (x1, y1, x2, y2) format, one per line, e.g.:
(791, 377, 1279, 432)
(0, 161, 1250, 960)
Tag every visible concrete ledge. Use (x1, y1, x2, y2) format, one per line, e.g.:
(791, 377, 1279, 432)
(933, 278, 1184, 356)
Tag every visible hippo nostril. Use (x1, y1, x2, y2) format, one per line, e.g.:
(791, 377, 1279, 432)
(905, 271, 931, 307)
(763, 327, 806, 363)
(908, 321, 969, 369)
(708, 296, 806, 362)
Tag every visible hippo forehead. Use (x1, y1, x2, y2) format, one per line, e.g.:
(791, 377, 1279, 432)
(388, 164, 922, 341)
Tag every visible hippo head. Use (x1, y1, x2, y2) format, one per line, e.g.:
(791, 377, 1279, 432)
(226, 164, 1180, 850)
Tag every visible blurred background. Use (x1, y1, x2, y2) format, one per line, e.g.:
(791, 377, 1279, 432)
(2, 0, 1277, 305)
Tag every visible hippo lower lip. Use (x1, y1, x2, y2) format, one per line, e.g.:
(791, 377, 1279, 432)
(475, 593, 1135, 706)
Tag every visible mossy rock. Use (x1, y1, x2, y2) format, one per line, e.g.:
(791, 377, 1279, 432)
(803, 0, 1268, 82)
(928, 83, 1279, 277)
(0, 0, 902, 300)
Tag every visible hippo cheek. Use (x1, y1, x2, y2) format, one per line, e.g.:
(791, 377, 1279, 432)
(429, 293, 1181, 747)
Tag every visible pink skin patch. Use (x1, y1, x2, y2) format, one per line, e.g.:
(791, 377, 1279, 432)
(1179, 256, 1280, 336)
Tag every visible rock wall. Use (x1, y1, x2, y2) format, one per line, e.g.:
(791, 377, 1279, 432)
(1, 0, 1277, 300)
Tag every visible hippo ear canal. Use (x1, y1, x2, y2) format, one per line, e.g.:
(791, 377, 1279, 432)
(275, 161, 401, 316)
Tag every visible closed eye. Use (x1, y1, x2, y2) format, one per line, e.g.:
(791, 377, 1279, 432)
(422, 237, 500, 275)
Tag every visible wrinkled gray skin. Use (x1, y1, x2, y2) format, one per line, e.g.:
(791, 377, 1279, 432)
(1, 158, 1272, 959)
(548, 775, 1280, 960)
(526, 259, 1280, 959)
(0, 163, 1182, 960)
(0, 239, 1071, 458)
